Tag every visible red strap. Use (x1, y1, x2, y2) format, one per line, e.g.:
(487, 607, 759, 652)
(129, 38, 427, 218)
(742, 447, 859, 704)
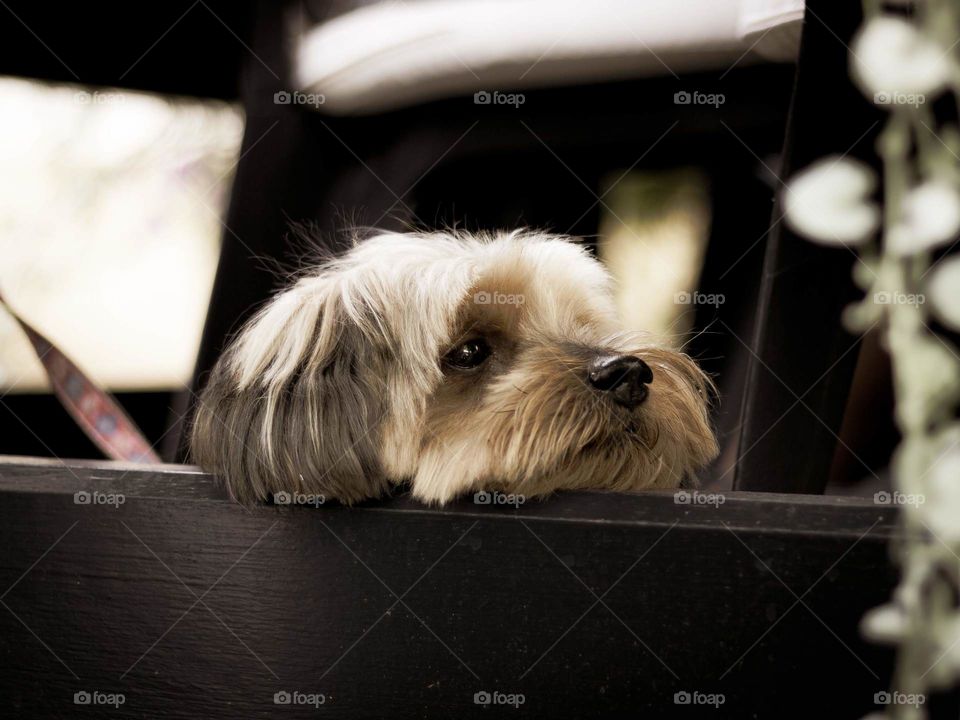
(0, 291, 161, 463)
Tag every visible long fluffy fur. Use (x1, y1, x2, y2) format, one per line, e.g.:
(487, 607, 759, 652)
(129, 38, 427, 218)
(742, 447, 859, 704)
(191, 230, 718, 505)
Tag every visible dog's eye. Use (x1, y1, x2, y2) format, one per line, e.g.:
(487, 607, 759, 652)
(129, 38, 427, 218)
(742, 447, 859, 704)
(444, 338, 492, 369)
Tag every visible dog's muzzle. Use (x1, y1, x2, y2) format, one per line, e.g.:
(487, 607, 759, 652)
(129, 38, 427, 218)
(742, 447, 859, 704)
(587, 354, 653, 410)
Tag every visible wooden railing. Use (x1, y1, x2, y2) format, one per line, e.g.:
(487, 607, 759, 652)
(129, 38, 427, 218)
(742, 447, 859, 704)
(0, 456, 903, 717)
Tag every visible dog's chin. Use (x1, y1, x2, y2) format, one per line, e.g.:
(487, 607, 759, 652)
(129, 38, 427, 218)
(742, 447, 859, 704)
(471, 414, 687, 502)
(570, 410, 658, 466)
(548, 424, 683, 493)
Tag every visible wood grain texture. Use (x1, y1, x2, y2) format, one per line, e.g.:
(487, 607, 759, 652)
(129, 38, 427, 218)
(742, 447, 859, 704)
(0, 456, 931, 718)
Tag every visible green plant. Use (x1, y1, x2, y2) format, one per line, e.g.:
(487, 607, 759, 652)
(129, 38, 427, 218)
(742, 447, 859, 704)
(785, 5, 960, 718)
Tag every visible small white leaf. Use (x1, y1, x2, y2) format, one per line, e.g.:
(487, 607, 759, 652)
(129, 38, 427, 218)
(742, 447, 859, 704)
(852, 17, 950, 99)
(928, 256, 960, 331)
(888, 181, 960, 256)
(861, 604, 906, 643)
(923, 448, 960, 543)
(785, 157, 879, 245)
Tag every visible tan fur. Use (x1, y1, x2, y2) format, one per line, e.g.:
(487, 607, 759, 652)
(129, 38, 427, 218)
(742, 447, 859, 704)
(190, 230, 718, 505)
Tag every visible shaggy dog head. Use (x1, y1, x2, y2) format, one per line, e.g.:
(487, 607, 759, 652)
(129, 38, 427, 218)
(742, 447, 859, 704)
(191, 231, 718, 505)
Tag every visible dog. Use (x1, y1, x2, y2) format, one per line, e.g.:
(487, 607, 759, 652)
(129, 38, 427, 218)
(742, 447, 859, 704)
(191, 230, 718, 505)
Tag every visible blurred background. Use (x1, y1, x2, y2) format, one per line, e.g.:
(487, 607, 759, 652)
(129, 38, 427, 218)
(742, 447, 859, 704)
(0, 0, 894, 498)
(0, 79, 241, 393)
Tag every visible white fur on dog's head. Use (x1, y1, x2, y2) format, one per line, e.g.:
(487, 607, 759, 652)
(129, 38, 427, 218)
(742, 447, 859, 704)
(191, 230, 717, 505)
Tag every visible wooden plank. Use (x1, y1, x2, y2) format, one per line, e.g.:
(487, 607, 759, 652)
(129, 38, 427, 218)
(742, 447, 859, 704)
(0, 457, 922, 717)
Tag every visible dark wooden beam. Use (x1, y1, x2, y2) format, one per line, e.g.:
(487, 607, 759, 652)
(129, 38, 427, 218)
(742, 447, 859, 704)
(734, 0, 882, 493)
(0, 456, 927, 718)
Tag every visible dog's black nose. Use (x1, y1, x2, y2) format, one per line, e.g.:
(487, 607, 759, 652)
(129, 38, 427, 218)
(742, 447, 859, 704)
(587, 355, 653, 409)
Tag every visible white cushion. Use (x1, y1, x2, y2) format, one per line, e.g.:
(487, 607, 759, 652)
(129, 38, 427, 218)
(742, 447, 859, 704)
(294, 0, 804, 115)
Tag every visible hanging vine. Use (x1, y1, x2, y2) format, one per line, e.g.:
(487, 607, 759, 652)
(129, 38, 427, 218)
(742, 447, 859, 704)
(785, 3, 960, 718)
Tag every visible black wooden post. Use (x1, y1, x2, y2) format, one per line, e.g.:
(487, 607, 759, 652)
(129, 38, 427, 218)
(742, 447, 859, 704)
(734, 0, 882, 493)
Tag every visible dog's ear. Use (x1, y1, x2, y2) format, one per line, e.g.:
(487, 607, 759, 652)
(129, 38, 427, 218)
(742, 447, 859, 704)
(190, 275, 390, 505)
